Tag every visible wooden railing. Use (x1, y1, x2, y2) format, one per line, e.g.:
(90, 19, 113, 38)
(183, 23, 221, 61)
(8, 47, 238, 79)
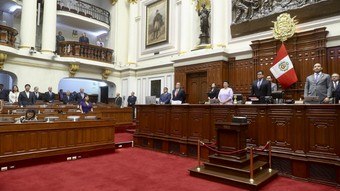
(0, 25, 18, 48)
(57, 41, 114, 63)
(57, 0, 110, 25)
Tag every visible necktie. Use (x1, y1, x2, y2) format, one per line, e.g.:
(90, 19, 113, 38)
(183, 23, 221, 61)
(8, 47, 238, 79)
(334, 81, 338, 89)
(175, 89, 178, 97)
(315, 73, 319, 83)
(257, 80, 261, 89)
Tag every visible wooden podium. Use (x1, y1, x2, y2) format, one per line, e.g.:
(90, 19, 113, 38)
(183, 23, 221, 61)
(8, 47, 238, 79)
(189, 121, 278, 191)
(215, 122, 248, 160)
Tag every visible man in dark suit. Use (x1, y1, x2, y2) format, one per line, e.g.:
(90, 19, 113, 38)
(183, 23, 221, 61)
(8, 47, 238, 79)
(18, 84, 35, 106)
(304, 63, 331, 103)
(127, 92, 137, 107)
(76, 88, 87, 103)
(331, 73, 340, 104)
(207, 83, 219, 99)
(115, 93, 122, 108)
(0, 84, 9, 101)
(33, 86, 43, 101)
(160, 87, 171, 104)
(251, 70, 271, 103)
(172, 82, 186, 103)
(127, 91, 137, 119)
(79, 33, 89, 44)
(62, 91, 74, 104)
(44, 87, 55, 103)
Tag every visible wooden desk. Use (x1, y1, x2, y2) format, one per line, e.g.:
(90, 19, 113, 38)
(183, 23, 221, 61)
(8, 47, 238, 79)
(0, 120, 115, 165)
(134, 104, 340, 186)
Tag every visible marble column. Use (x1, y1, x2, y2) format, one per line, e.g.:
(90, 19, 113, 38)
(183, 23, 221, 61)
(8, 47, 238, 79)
(41, 0, 57, 53)
(179, 0, 193, 53)
(19, 0, 38, 49)
(211, 0, 227, 48)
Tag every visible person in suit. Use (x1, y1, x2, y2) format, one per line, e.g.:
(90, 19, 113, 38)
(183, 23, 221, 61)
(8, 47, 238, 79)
(304, 63, 331, 103)
(207, 83, 220, 99)
(172, 82, 186, 103)
(44, 87, 55, 103)
(33, 86, 43, 100)
(18, 84, 36, 106)
(127, 92, 137, 107)
(266, 75, 278, 92)
(115, 93, 122, 108)
(160, 87, 171, 104)
(331, 73, 340, 104)
(79, 33, 89, 44)
(0, 84, 9, 101)
(76, 88, 87, 103)
(127, 91, 137, 119)
(251, 70, 272, 103)
(62, 91, 74, 104)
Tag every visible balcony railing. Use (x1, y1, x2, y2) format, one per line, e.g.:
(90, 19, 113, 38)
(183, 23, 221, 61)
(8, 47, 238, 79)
(57, 0, 110, 25)
(0, 25, 18, 48)
(57, 41, 114, 63)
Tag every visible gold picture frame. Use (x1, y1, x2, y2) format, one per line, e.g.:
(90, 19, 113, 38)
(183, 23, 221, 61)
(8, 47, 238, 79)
(145, 0, 169, 48)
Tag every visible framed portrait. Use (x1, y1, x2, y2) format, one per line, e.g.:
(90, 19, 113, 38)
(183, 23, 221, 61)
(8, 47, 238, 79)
(145, 0, 169, 48)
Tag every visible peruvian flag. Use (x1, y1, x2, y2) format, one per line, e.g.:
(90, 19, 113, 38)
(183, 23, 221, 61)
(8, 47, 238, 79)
(270, 44, 298, 89)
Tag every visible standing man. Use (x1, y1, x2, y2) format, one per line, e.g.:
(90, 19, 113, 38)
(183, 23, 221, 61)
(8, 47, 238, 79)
(18, 84, 35, 106)
(127, 91, 137, 119)
(62, 91, 74, 104)
(33, 86, 43, 100)
(160, 87, 171, 104)
(304, 63, 331, 103)
(56, 31, 65, 52)
(172, 82, 186, 103)
(127, 92, 137, 107)
(79, 33, 89, 44)
(76, 88, 87, 103)
(331, 73, 340, 103)
(44, 87, 55, 103)
(251, 70, 271, 103)
(115, 93, 122, 108)
(0, 84, 9, 101)
(266, 75, 278, 92)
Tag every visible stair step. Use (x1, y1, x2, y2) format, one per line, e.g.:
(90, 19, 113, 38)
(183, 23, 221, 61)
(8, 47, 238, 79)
(189, 166, 278, 190)
(208, 154, 259, 168)
(204, 160, 268, 176)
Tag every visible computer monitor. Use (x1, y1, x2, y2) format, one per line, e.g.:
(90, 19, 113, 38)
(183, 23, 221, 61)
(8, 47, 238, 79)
(233, 94, 243, 102)
(145, 96, 157, 104)
(271, 91, 284, 100)
(209, 99, 219, 104)
(304, 96, 320, 104)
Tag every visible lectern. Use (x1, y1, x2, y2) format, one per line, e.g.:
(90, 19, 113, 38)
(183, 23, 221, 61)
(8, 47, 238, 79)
(215, 122, 248, 160)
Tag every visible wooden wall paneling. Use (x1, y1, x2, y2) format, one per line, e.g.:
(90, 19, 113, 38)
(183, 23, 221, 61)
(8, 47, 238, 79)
(267, 106, 294, 153)
(236, 106, 259, 145)
(169, 106, 188, 140)
(305, 107, 338, 159)
(292, 105, 306, 154)
(187, 106, 210, 143)
(327, 46, 340, 75)
(154, 105, 169, 137)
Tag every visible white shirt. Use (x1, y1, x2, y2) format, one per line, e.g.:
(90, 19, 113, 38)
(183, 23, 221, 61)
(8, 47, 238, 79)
(9, 91, 19, 103)
(218, 88, 234, 104)
(25, 91, 30, 98)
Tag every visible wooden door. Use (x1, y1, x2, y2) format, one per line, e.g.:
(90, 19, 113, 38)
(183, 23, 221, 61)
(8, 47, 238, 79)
(186, 72, 207, 104)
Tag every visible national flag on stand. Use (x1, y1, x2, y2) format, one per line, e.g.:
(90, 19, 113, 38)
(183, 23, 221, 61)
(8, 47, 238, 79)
(270, 44, 298, 89)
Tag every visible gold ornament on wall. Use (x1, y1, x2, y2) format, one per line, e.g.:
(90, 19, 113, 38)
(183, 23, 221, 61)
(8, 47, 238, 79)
(69, 64, 79, 77)
(112, 0, 118, 5)
(0, 53, 8, 70)
(192, 0, 211, 12)
(272, 13, 298, 42)
(102, 69, 112, 80)
(127, 0, 138, 4)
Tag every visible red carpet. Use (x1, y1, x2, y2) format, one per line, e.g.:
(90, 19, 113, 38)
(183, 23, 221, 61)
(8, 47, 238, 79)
(0, 148, 336, 191)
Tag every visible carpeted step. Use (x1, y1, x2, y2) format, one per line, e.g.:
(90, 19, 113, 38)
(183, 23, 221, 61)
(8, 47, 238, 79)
(208, 154, 259, 168)
(203, 160, 268, 178)
(189, 165, 278, 191)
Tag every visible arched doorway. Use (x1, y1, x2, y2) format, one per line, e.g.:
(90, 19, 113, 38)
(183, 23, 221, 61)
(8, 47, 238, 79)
(58, 77, 116, 103)
(0, 70, 18, 89)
